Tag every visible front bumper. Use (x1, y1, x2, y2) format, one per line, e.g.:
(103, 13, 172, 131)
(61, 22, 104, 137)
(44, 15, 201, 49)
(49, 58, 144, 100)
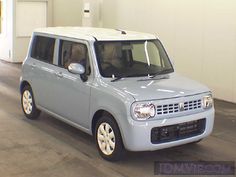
(120, 108, 214, 151)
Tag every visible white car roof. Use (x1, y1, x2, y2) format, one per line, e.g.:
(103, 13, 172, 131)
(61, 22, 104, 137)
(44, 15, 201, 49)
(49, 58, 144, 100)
(34, 27, 157, 41)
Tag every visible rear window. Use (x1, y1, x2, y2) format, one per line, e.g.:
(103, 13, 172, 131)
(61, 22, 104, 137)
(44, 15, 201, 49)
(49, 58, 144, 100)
(31, 35, 55, 63)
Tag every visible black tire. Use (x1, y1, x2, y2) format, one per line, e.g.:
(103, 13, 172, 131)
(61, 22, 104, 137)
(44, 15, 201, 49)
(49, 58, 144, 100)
(95, 115, 125, 161)
(21, 85, 40, 119)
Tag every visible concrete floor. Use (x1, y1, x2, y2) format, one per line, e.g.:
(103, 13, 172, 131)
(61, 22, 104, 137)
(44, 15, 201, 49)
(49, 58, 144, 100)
(0, 61, 235, 177)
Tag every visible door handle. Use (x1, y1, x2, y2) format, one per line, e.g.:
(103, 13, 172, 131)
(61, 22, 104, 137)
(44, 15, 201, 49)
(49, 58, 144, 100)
(55, 72, 63, 78)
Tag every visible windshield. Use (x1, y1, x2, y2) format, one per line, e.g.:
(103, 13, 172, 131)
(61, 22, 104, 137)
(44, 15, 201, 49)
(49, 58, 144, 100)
(94, 39, 174, 78)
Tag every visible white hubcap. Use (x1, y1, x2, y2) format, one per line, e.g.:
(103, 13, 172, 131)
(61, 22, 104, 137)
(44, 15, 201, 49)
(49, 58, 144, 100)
(22, 90, 33, 115)
(97, 123, 115, 155)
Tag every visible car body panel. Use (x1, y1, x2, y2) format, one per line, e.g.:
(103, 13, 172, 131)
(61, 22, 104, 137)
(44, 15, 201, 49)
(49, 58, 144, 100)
(34, 27, 156, 41)
(20, 27, 215, 152)
(107, 73, 210, 101)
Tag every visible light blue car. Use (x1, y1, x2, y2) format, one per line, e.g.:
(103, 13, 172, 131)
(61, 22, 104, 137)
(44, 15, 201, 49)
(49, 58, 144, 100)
(20, 27, 215, 161)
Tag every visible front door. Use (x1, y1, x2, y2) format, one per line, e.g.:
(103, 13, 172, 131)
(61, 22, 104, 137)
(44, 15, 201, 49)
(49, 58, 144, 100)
(51, 39, 92, 129)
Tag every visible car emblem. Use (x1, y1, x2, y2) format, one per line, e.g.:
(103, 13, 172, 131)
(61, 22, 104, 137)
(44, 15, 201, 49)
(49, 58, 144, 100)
(179, 103, 185, 111)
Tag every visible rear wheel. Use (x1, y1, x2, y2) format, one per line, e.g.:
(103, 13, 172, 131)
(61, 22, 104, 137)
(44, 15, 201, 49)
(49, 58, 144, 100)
(21, 85, 40, 119)
(95, 116, 125, 161)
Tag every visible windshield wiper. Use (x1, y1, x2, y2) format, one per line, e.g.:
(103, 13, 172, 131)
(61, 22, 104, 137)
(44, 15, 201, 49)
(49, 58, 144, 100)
(111, 69, 173, 82)
(111, 76, 123, 82)
(111, 74, 135, 82)
(150, 68, 173, 78)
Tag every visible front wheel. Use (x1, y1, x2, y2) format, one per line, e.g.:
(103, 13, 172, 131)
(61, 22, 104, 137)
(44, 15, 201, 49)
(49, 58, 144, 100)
(21, 85, 40, 119)
(95, 116, 125, 161)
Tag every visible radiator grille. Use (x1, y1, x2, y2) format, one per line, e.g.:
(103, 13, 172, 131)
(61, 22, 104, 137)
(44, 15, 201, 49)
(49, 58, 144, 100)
(156, 99, 202, 115)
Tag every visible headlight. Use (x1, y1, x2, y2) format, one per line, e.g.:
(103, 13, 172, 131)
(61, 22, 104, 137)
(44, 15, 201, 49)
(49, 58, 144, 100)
(132, 103, 156, 120)
(203, 95, 213, 109)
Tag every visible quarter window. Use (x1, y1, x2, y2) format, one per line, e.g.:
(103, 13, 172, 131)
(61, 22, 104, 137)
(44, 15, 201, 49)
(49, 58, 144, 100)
(31, 36, 55, 63)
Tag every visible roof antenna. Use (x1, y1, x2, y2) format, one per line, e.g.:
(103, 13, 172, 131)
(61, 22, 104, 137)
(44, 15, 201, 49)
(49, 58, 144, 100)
(116, 29, 126, 35)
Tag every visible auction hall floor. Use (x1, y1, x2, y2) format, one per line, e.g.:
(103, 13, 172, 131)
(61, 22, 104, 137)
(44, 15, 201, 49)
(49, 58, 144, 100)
(0, 61, 235, 177)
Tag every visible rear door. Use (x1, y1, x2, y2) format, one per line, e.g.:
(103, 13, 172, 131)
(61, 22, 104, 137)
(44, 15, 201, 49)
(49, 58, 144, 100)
(29, 34, 58, 110)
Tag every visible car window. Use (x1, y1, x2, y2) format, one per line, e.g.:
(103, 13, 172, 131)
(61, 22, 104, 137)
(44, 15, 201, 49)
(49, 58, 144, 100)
(31, 36, 55, 64)
(132, 42, 162, 67)
(95, 40, 173, 77)
(59, 40, 91, 75)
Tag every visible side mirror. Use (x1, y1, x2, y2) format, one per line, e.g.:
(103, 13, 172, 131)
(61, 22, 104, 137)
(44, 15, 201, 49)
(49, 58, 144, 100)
(68, 63, 88, 82)
(68, 63, 85, 75)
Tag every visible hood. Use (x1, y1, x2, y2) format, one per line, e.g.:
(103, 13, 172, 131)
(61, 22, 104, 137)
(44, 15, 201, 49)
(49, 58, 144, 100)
(108, 74, 210, 101)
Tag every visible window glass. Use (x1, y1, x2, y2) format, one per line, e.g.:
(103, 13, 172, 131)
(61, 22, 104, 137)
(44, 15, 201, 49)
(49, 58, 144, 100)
(59, 40, 90, 75)
(31, 36, 55, 63)
(132, 43, 146, 62)
(130, 42, 162, 66)
(146, 42, 162, 66)
(95, 40, 173, 78)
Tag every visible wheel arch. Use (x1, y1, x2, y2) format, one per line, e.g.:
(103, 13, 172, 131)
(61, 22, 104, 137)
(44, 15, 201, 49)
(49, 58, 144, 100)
(20, 80, 31, 93)
(91, 110, 118, 136)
